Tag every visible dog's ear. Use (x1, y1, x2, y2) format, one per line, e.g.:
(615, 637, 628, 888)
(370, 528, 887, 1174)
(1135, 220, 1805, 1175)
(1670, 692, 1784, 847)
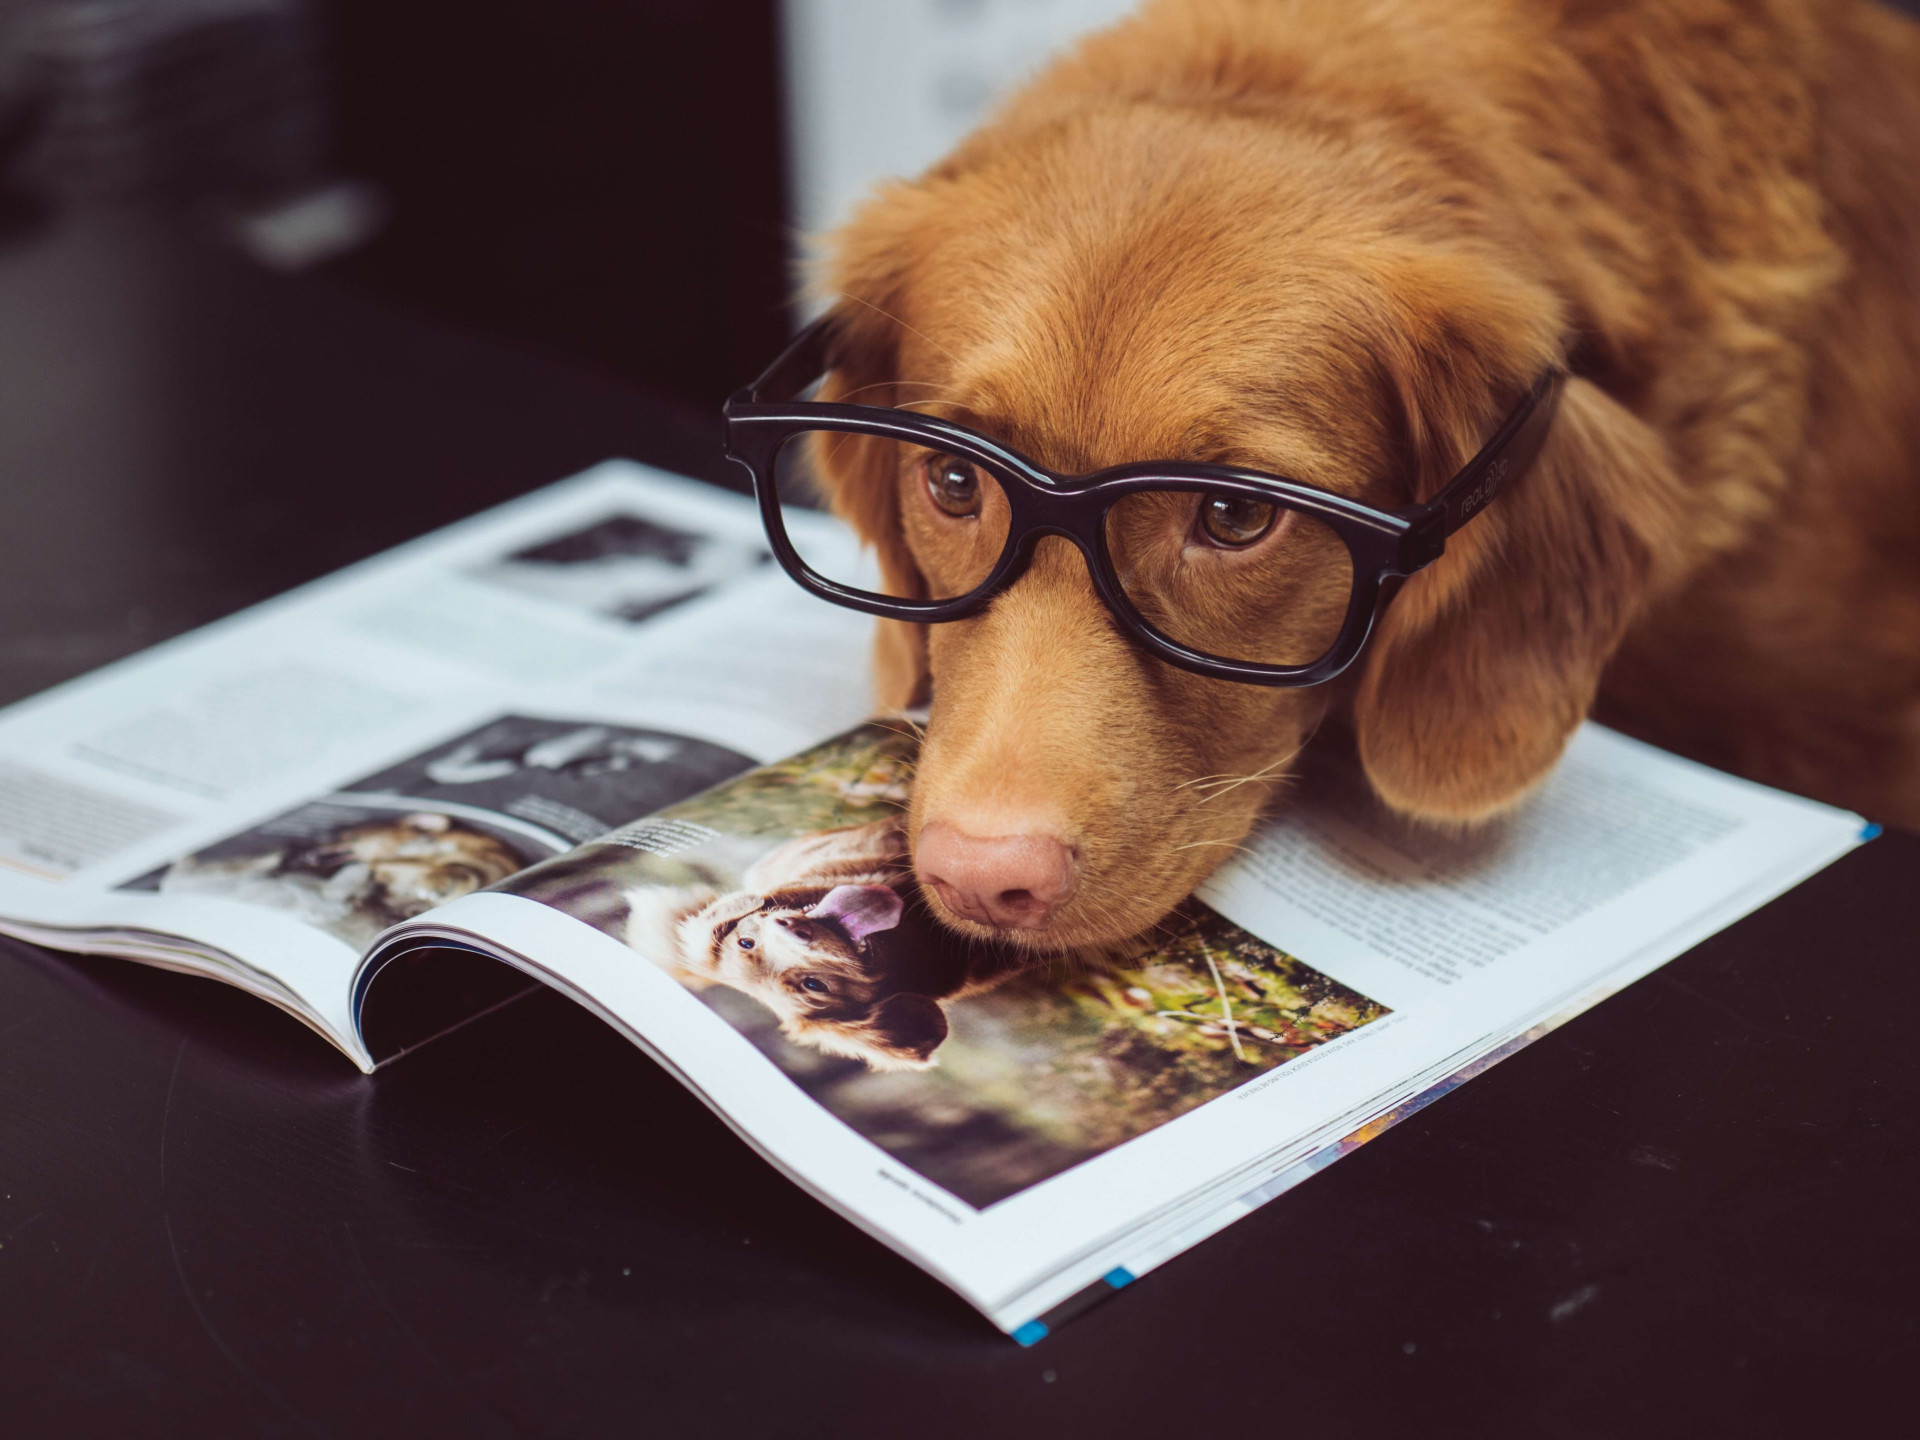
(1341, 243, 1693, 820)
(852, 992, 950, 1070)
(807, 883, 906, 942)
(1353, 370, 1689, 821)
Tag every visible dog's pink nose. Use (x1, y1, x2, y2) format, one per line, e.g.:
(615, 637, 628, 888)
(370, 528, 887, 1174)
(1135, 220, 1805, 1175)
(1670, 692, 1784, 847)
(916, 822, 1077, 931)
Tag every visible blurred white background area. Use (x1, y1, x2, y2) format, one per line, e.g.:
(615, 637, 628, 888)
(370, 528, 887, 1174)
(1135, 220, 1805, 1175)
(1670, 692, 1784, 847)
(782, 0, 1137, 244)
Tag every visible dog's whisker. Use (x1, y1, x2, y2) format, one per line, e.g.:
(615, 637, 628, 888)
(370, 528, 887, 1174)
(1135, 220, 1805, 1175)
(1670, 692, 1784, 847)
(1182, 758, 1293, 797)
(1172, 839, 1253, 856)
(836, 292, 960, 365)
(1174, 772, 1246, 791)
(816, 429, 870, 477)
(829, 379, 898, 404)
(874, 715, 928, 746)
(833, 378, 962, 405)
(1193, 745, 1310, 806)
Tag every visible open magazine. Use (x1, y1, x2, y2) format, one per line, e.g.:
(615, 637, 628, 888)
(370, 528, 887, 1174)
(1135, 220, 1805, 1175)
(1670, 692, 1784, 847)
(0, 462, 1873, 1340)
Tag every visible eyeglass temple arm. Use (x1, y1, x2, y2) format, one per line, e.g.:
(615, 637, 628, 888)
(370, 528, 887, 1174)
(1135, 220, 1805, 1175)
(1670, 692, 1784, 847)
(740, 315, 840, 406)
(1422, 367, 1567, 542)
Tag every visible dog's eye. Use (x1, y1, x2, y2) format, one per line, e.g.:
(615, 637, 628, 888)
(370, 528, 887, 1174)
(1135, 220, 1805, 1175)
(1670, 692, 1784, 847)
(800, 977, 829, 994)
(1198, 493, 1278, 548)
(737, 936, 755, 950)
(923, 454, 982, 518)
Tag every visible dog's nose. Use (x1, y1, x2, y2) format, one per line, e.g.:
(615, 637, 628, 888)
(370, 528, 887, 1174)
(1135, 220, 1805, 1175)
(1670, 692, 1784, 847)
(916, 822, 1077, 931)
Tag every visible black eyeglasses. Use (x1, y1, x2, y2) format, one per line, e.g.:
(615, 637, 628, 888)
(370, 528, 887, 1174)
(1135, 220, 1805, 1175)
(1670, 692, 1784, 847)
(724, 317, 1564, 687)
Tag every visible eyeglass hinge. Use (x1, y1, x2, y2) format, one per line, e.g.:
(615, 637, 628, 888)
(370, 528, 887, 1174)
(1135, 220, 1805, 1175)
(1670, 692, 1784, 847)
(1401, 505, 1448, 572)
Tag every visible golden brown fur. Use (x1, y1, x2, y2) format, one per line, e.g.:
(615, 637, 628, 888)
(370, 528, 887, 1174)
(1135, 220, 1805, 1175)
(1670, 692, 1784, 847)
(807, 0, 1920, 952)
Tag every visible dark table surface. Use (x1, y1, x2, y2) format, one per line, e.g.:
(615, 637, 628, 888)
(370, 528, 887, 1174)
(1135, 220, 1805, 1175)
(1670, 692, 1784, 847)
(2, 205, 1916, 1440)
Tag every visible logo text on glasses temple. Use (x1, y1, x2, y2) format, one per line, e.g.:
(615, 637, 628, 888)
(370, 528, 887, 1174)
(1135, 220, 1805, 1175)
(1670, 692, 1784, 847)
(1454, 456, 1511, 524)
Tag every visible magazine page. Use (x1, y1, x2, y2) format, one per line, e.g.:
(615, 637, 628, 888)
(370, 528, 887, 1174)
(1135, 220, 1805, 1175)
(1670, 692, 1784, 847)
(374, 719, 1865, 1333)
(0, 462, 877, 1062)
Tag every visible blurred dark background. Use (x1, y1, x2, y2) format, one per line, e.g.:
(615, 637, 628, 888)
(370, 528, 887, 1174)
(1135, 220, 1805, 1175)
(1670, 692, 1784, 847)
(325, 0, 791, 407)
(0, 0, 795, 409)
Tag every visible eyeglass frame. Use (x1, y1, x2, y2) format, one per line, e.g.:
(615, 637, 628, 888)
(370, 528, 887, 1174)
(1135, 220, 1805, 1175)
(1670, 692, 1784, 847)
(723, 316, 1566, 688)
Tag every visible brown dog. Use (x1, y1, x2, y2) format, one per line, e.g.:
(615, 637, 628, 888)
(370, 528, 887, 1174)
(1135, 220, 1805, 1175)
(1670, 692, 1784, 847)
(802, 0, 1920, 954)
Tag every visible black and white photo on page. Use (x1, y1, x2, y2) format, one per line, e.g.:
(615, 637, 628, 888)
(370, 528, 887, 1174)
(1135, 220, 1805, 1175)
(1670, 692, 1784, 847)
(467, 510, 770, 626)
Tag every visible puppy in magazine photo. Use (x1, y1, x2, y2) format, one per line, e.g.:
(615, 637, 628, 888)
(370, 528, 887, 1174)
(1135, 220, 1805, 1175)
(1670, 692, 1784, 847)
(725, 0, 1920, 961)
(625, 815, 1008, 1071)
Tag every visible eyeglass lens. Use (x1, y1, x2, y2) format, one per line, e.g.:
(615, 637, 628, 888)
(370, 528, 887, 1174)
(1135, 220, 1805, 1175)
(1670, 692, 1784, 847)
(1102, 492, 1355, 669)
(773, 431, 1009, 601)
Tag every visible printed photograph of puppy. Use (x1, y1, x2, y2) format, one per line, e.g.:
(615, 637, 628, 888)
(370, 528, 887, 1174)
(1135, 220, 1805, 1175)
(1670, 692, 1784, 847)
(502, 723, 1389, 1208)
(627, 817, 1021, 1071)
